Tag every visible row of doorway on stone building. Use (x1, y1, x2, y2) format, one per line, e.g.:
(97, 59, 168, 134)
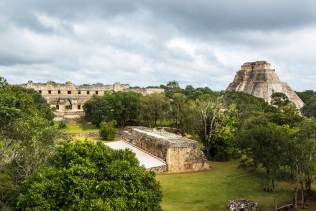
(38, 90, 104, 95)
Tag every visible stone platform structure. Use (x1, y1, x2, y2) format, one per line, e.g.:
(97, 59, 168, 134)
(120, 127, 209, 172)
(105, 140, 167, 172)
(227, 61, 304, 109)
(20, 81, 164, 120)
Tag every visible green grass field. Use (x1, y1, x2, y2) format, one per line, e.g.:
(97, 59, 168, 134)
(157, 161, 294, 211)
(62, 122, 98, 133)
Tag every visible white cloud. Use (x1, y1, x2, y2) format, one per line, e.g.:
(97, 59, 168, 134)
(0, 1, 316, 91)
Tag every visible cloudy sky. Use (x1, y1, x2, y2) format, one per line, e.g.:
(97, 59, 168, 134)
(0, 0, 316, 90)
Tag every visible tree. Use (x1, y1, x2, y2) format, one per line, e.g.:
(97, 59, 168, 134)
(0, 78, 60, 209)
(83, 95, 109, 126)
(84, 92, 142, 127)
(161, 81, 182, 97)
(183, 85, 195, 99)
(223, 91, 269, 120)
(0, 76, 8, 88)
(140, 93, 170, 127)
(269, 92, 302, 127)
(196, 95, 238, 160)
(271, 92, 291, 108)
(237, 116, 291, 192)
(297, 90, 316, 118)
(99, 120, 117, 141)
(286, 119, 316, 208)
(180, 94, 238, 160)
(16, 141, 162, 211)
(170, 93, 187, 128)
(0, 85, 54, 132)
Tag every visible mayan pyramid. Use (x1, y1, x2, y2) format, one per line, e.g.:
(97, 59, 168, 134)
(227, 61, 304, 109)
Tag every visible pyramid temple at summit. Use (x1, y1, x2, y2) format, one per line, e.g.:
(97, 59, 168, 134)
(227, 61, 304, 109)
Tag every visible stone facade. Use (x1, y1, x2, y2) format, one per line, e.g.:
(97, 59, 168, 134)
(227, 61, 304, 109)
(121, 126, 209, 172)
(20, 81, 164, 120)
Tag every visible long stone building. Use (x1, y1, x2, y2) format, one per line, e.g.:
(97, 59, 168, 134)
(119, 127, 209, 172)
(227, 61, 304, 109)
(21, 81, 164, 120)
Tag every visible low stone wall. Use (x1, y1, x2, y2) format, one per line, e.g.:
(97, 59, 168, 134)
(121, 127, 209, 172)
(121, 129, 168, 161)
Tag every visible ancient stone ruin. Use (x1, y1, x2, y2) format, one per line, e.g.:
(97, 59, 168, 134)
(120, 127, 209, 172)
(20, 81, 164, 120)
(227, 61, 304, 109)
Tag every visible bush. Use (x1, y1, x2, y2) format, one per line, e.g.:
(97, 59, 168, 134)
(99, 120, 117, 141)
(57, 121, 66, 129)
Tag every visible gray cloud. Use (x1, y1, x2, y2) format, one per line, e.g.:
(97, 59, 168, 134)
(0, 0, 316, 91)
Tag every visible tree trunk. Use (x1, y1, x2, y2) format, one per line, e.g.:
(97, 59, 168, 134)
(271, 178, 275, 193)
(176, 106, 180, 128)
(305, 178, 312, 192)
(264, 169, 270, 192)
(294, 188, 298, 210)
(205, 145, 211, 160)
(300, 182, 305, 209)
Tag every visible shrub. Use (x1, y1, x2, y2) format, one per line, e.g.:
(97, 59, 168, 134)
(57, 121, 66, 129)
(99, 120, 117, 141)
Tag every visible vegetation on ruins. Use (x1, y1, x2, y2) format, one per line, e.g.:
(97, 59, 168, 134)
(99, 120, 117, 141)
(16, 141, 162, 211)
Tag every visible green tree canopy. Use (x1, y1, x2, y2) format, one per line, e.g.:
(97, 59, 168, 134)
(16, 141, 162, 211)
(222, 91, 269, 119)
(0, 78, 60, 209)
(268, 92, 302, 127)
(140, 93, 171, 127)
(179, 93, 238, 160)
(297, 90, 316, 118)
(237, 116, 291, 192)
(99, 120, 117, 141)
(0, 85, 54, 132)
(84, 91, 142, 127)
(161, 81, 182, 97)
(0, 76, 8, 88)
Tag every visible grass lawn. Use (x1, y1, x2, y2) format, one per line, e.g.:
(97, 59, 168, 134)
(62, 122, 98, 133)
(72, 136, 103, 142)
(157, 161, 294, 211)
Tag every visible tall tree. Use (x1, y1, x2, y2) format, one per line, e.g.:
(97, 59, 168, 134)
(180, 94, 238, 160)
(238, 116, 290, 192)
(287, 119, 316, 208)
(297, 90, 316, 118)
(140, 93, 170, 127)
(170, 93, 186, 128)
(84, 91, 142, 127)
(161, 81, 182, 97)
(269, 92, 303, 127)
(0, 76, 8, 88)
(0, 77, 60, 209)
